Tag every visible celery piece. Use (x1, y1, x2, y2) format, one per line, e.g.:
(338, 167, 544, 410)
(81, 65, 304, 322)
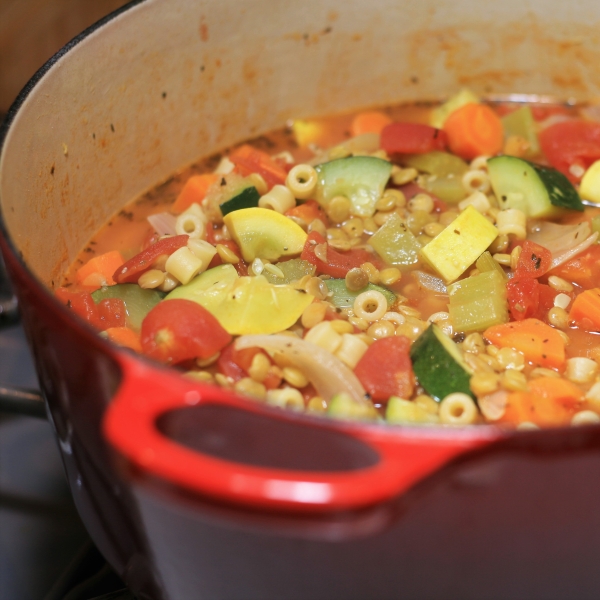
(327, 392, 378, 421)
(402, 151, 468, 177)
(420, 206, 499, 283)
(447, 270, 509, 333)
(430, 89, 480, 129)
(370, 212, 421, 266)
(92, 284, 165, 331)
(501, 106, 540, 157)
(423, 174, 467, 204)
(262, 258, 316, 285)
(476, 251, 508, 280)
(325, 279, 395, 309)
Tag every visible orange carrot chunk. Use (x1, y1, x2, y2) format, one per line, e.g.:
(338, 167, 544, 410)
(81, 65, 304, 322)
(569, 288, 600, 331)
(104, 327, 143, 353)
(443, 103, 504, 160)
(172, 173, 220, 214)
(76, 250, 125, 288)
(500, 377, 583, 427)
(351, 111, 393, 137)
(483, 318, 566, 370)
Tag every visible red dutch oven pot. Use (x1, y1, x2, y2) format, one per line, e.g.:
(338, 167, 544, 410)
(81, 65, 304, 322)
(3, 1, 600, 598)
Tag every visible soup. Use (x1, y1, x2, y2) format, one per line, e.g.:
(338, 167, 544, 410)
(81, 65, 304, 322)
(55, 91, 600, 429)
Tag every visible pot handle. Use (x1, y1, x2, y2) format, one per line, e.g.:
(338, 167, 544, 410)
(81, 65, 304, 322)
(104, 353, 503, 512)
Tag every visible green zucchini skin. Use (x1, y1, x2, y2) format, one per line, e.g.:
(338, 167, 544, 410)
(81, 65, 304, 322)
(409, 324, 474, 402)
(488, 156, 583, 217)
(219, 185, 260, 216)
(92, 284, 165, 330)
(324, 279, 395, 309)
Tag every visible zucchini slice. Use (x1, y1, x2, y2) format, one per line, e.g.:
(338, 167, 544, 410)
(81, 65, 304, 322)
(92, 284, 165, 330)
(409, 324, 474, 401)
(324, 279, 396, 309)
(219, 185, 260, 216)
(488, 156, 583, 217)
(314, 156, 392, 217)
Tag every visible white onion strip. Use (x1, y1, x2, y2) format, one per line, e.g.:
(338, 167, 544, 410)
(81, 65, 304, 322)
(549, 232, 598, 269)
(235, 335, 367, 404)
(147, 212, 177, 236)
(413, 270, 447, 293)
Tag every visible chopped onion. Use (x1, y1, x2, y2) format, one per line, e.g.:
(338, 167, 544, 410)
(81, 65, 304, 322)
(308, 133, 380, 166)
(412, 270, 447, 293)
(235, 334, 367, 404)
(147, 212, 177, 236)
(528, 221, 598, 269)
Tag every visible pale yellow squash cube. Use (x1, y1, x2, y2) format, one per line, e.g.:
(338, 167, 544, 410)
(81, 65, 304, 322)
(420, 205, 498, 283)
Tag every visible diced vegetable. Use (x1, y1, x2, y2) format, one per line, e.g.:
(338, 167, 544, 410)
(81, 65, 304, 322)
(579, 159, 600, 204)
(92, 283, 166, 331)
(447, 270, 509, 333)
(354, 336, 415, 402)
(401, 151, 468, 177)
(172, 173, 219, 214)
(141, 298, 231, 364)
(483, 318, 566, 369)
(420, 205, 498, 282)
(262, 258, 316, 285)
(430, 88, 480, 129)
(410, 324, 473, 401)
(217, 344, 281, 390)
(380, 122, 447, 155)
(499, 377, 582, 427)
(539, 120, 600, 183)
(324, 279, 395, 309)
(488, 156, 583, 217)
(285, 199, 326, 225)
(328, 393, 379, 420)
(314, 156, 392, 217)
(113, 235, 189, 284)
(443, 103, 504, 160)
(369, 212, 421, 266)
(506, 277, 540, 321)
(514, 240, 553, 278)
(228, 144, 287, 189)
(501, 106, 540, 158)
(169, 269, 313, 335)
(103, 327, 142, 352)
(219, 186, 260, 216)
(476, 250, 507, 279)
(301, 231, 372, 278)
(223, 207, 307, 262)
(97, 297, 127, 330)
(55, 287, 101, 327)
(351, 111, 393, 136)
(422, 174, 468, 204)
(569, 287, 600, 330)
(386, 396, 437, 424)
(76, 250, 125, 288)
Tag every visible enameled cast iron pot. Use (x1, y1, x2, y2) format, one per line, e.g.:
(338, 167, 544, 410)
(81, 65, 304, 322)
(3, 1, 600, 598)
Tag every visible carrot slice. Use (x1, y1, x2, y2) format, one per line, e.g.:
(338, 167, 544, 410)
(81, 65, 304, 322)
(104, 327, 142, 353)
(351, 111, 393, 137)
(500, 376, 583, 427)
(569, 288, 600, 330)
(76, 250, 125, 288)
(172, 173, 220, 214)
(443, 103, 504, 160)
(483, 318, 566, 369)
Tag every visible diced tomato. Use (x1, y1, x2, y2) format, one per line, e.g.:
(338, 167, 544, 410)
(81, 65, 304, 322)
(353, 336, 415, 402)
(514, 240, 552, 278)
(380, 122, 447, 155)
(506, 276, 540, 321)
(55, 287, 100, 328)
(549, 244, 600, 289)
(97, 298, 127, 330)
(113, 235, 189, 284)
(539, 120, 600, 182)
(228, 144, 288, 189)
(217, 343, 281, 389)
(285, 200, 327, 225)
(301, 231, 372, 278)
(141, 299, 231, 364)
(533, 283, 559, 322)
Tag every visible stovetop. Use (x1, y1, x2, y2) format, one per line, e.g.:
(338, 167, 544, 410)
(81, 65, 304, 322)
(0, 255, 132, 599)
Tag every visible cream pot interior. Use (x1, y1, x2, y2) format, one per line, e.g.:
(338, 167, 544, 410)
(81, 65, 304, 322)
(3, 0, 600, 286)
